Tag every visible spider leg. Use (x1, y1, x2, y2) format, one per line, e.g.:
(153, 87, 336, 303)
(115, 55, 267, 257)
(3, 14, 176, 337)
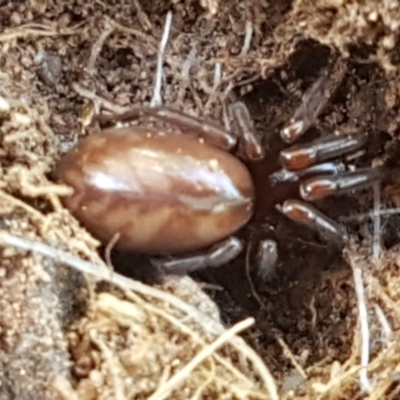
(280, 132, 368, 171)
(256, 239, 278, 280)
(277, 200, 348, 242)
(270, 161, 347, 185)
(300, 167, 383, 201)
(98, 99, 263, 159)
(280, 62, 347, 143)
(140, 106, 238, 150)
(100, 106, 237, 151)
(150, 237, 243, 274)
(227, 101, 265, 160)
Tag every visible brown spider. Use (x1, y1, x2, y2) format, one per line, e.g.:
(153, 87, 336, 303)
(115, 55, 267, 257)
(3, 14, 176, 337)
(56, 67, 382, 275)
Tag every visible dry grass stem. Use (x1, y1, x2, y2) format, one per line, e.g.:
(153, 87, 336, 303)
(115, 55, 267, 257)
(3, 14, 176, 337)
(148, 317, 255, 400)
(276, 336, 307, 380)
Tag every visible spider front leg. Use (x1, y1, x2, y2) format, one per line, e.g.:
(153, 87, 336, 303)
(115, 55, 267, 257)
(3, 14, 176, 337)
(280, 61, 347, 143)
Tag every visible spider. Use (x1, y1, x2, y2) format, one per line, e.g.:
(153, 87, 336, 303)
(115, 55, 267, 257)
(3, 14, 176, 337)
(57, 67, 382, 275)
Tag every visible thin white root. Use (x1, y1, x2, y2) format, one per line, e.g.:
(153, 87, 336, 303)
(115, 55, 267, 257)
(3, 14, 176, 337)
(203, 62, 223, 113)
(372, 182, 381, 260)
(148, 318, 255, 400)
(240, 21, 253, 57)
(349, 256, 371, 392)
(213, 62, 222, 88)
(374, 303, 393, 343)
(150, 11, 173, 107)
(340, 207, 400, 222)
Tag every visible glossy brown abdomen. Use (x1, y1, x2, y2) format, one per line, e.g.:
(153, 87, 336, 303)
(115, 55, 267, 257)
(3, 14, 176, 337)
(57, 127, 254, 254)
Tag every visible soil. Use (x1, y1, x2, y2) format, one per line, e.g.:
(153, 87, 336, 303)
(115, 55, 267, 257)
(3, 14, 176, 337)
(2, 0, 400, 399)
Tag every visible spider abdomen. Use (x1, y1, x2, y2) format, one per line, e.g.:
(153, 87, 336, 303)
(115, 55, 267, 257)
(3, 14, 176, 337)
(57, 127, 254, 254)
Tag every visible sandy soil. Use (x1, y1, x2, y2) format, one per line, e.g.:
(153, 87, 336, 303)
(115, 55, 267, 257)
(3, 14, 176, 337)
(1, 0, 400, 399)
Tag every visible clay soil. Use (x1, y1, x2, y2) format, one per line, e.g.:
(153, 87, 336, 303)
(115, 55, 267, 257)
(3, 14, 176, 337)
(2, 0, 400, 399)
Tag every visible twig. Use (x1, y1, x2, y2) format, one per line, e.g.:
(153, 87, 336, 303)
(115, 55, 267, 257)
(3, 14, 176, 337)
(17, 179, 72, 198)
(87, 21, 114, 74)
(0, 189, 45, 221)
(72, 83, 130, 114)
(131, 0, 152, 31)
(148, 318, 255, 400)
(0, 24, 84, 42)
(150, 11, 173, 107)
(105, 17, 157, 45)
